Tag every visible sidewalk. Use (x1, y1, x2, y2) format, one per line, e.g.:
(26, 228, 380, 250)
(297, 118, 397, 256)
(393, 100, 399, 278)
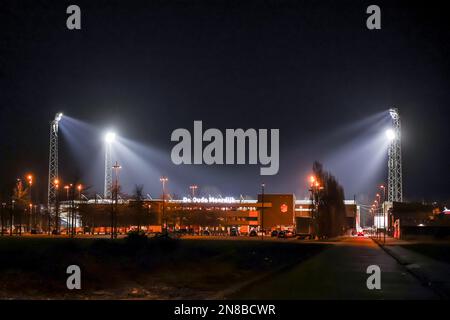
(374, 236, 450, 299)
(231, 237, 437, 299)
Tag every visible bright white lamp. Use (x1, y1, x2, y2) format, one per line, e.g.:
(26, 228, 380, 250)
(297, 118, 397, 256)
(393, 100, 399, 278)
(385, 129, 396, 141)
(105, 131, 116, 143)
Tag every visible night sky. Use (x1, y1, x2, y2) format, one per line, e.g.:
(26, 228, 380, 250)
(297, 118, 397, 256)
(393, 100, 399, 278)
(1, 0, 449, 204)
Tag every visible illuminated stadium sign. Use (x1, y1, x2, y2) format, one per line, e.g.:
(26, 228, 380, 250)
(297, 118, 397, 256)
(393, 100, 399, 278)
(182, 196, 238, 203)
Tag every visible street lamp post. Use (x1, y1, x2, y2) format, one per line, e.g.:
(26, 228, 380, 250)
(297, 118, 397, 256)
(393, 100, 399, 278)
(77, 184, 82, 234)
(1, 203, 5, 236)
(16, 179, 22, 236)
(28, 203, 32, 233)
(261, 183, 265, 240)
(64, 185, 71, 235)
(160, 177, 168, 233)
(371, 204, 376, 237)
(54, 179, 60, 234)
(69, 184, 75, 237)
(189, 185, 198, 199)
(10, 200, 15, 236)
(374, 200, 379, 240)
(380, 184, 388, 239)
(309, 175, 323, 239)
(27, 174, 33, 232)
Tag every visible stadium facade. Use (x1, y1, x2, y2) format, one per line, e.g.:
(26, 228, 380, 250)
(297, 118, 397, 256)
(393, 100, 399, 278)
(70, 194, 360, 235)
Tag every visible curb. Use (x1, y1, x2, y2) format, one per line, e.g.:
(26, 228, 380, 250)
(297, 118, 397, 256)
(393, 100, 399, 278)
(371, 237, 449, 299)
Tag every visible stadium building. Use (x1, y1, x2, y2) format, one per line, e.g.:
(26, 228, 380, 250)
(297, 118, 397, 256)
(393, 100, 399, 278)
(71, 194, 360, 235)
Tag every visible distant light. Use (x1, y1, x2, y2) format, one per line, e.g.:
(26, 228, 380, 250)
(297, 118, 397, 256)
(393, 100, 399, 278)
(418, 224, 425, 227)
(385, 129, 396, 141)
(105, 131, 116, 143)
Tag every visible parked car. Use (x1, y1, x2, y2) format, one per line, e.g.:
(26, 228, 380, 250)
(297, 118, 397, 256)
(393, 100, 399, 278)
(357, 231, 365, 237)
(278, 230, 295, 238)
(176, 228, 188, 235)
(202, 230, 211, 236)
(297, 233, 311, 240)
(230, 228, 240, 236)
(271, 230, 279, 237)
(249, 229, 257, 237)
(285, 230, 295, 238)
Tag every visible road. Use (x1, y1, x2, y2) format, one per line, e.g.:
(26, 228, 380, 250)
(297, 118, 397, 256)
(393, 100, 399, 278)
(231, 237, 439, 299)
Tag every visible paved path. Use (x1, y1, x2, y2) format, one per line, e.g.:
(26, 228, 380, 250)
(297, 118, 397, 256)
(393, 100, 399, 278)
(230, 237, 438, 299)
(379, 239, 450, 298)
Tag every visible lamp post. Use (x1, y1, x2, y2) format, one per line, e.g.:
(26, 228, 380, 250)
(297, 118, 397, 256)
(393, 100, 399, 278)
(10, 199, 15, 236)
(28, 203, 32, 233)
(371, 204, 376, 237)
(27, 174, 33, 232)
(380, 184, 387, 238)
(54, 179, 60, 234)
(77, 184, 82, 199)
(189, 185, 198, 199)
(309, 175, 322, 239)
(160, 177, 168, 233)
(261, 183, 265, 240)
(66, 184, 73, 236)
(16, 179, 22, 236)
(1, 202, 6, 236)
(64, 185, 70, 200)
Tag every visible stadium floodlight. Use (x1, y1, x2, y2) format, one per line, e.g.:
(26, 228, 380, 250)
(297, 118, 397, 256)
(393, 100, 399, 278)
(55, 112, 63, 122)
(387, 108, 403, 202)
(389, 108, 399, 120)
(104, 131, 117, 199)
(105, 131, 116, 143)
(385, 128, 396, 141)
(48, 112, 63, 213)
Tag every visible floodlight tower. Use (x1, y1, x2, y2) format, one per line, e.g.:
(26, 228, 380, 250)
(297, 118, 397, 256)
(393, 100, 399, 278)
(48, 112, 63, 212)
(387, 108, 403, 202)
(104, 132, 116, 199)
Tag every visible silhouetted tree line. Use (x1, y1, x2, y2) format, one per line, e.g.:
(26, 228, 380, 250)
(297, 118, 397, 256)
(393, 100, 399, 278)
(312, 161, 347, 238)
(78, 202, 160, 232)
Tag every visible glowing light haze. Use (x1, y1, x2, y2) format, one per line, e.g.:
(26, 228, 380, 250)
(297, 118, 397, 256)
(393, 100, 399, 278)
(58, 111, 393, 206)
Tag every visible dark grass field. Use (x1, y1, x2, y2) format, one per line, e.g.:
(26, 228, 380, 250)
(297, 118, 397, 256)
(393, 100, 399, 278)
(400, 242, 450, 264)
(0, 236, 327, 299)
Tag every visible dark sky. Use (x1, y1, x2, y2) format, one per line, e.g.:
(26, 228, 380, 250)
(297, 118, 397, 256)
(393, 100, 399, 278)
(1, 0, 449, 203)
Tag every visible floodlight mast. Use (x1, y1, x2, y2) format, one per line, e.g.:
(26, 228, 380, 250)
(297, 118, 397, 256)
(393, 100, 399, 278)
(104, 132, 115, 199)
(48, 112, 63, 212)
(387, 108, 403, 202)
